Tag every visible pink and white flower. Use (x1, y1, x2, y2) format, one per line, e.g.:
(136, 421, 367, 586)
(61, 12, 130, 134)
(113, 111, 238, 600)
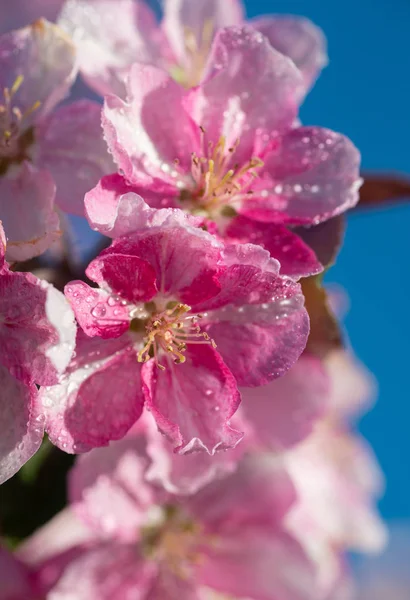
(20, 435, 318, 600)
(85, 26, 360, 278)
(0, 19, 113, 262)
(37, 199, 309, 455)
(59, 0, 327, 96)
(0, 221, 76, 484)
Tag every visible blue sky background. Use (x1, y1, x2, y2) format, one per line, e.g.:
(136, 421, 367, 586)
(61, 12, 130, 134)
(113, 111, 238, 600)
(245, 0, 410, 520)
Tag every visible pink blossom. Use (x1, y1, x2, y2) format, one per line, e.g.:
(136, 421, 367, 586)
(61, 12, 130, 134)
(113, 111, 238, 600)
(38, 200, 309, 455)
(0, 19, 113, 261)
(21, 434, 318, 600)
(0, 545, 38, 600)
(0, 221, 77, 483)
(59, 0, 327, 97)
(0, 1, 64, 34)
(85, 27, 360, 278)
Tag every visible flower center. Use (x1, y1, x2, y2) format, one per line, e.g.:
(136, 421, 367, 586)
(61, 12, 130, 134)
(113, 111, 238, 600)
(170, 20, 215, 88)
(142, 505, 201, 578)
(181, 128, 264, 219)
(0, 75, 40, 174)
(136, 302, 216, 370)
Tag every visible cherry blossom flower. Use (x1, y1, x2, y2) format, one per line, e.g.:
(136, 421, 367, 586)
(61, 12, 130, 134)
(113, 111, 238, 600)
(37, 199, 309, 455)
(0, 545, 39, 600)
(85, 26, 360, 279)
(20, 436, 318, 600)
(59, 0, 327, 97)
(0, 221, 76, 484)
(0, 19, 113, 262)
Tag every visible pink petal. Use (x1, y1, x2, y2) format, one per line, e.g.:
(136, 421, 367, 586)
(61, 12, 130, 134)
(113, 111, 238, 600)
(191, 26, 303, 165)
(206, 302, 310, 387)
(199, 528, 316, 600)
(226, 216, 323, 279)
(240, 354, 329, 450)
(64, 281, 131, 339)
(86, 253, 158, 304)
(244, 127, 361, 225)
(46, 544, 156, 600)
(0, 546, 36, 599)
(0, 164, 61, 263)
(36, 100, 115, 216)
(142, 345, 242, 455)
(103, 226, 222, 306)
(103, 63, 199, 184)
(252, 16, 328, 95)
(0, 365, 43, 484)
(163, 0, 244, 70)
(145, 412, 239, 495)
(59, 0, 164, 97)
(0, 221, 7, 270)
(0, 271, 76, 385)
(69, 432, 155, 540)
(188, 452, 295, 529)
(146, 570, 200, 600)
(85, 175, 180, 238)
(0, 19, 76, 122)
(294, 215, 345, 268)
(37, 335, 143, 452)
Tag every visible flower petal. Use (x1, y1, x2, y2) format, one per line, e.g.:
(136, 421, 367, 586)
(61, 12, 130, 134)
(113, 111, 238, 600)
(252, 16, 328, 95)
(0, 19, 76, 121)
(85, 174, 180, 238)
(142, 345, 242, 455)
(0, 546, 35, 598)
(240, 354, 329, 450)
(163, 0, 244, 70)
(69, 431, 155, 540)
(226, 216, 323, 279)
(64, 281, 131, 339)
(191, 26, 303, 164)
(36, 99, 115, 216)
(244, 127, 361, 225)
(86, 253, 158, 304)
(0, 221, 6, 269)
(59, 0, 164, 97)
(206, 300, 310, 387)
(0, 271, 76, 385)
(37, 334, 143, 452)
(0, 365, 43, 484)
(102, 63, 198, 184)
(199, 527, 316, 600)
(0, 164, 60, 263)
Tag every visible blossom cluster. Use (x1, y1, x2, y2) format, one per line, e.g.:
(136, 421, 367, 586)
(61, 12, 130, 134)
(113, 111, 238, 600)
(0, 1, 385, 599)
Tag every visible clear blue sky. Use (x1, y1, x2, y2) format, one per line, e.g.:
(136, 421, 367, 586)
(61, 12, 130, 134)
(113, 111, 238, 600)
(245, 0, 410, 519)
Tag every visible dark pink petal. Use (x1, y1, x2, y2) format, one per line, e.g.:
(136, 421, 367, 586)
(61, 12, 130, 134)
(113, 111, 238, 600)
(36, 100, 115, 216)
(0, 365, 43, 484)
(85, 174, 180, 239)
(64, 281, 131, 339)
(86, 253, 158, 304)
(0, 164, 61, 263)
(1, 0, 64, 34)
(199, 528, 317, 600)
(0, 19, 76, 122)
(206, 302, 309, 386)
(37, 339, 143, 453)
(164, 0, 244, 70)
(244, 127, 361, 225)
(192, 26, 303, 164)
(69, 432, 154, 540)
(0, 273, 76, 385)
(252, 16, 328, 95)
(104, 225, 222, 305)
(226, 216, 323, 279)
(188, 453, 295, 529)
(240, 354, 329, 450)
(59, 0, 165, 97)
(294, 215, 345, 268)
(0, 221, 7, 270)
(0, 546, 36, 599)
(46, 544, 156, 600)
(142, 345, 242, 455)
(145, 570, 200, 600)
(102, 64, 198, 184)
